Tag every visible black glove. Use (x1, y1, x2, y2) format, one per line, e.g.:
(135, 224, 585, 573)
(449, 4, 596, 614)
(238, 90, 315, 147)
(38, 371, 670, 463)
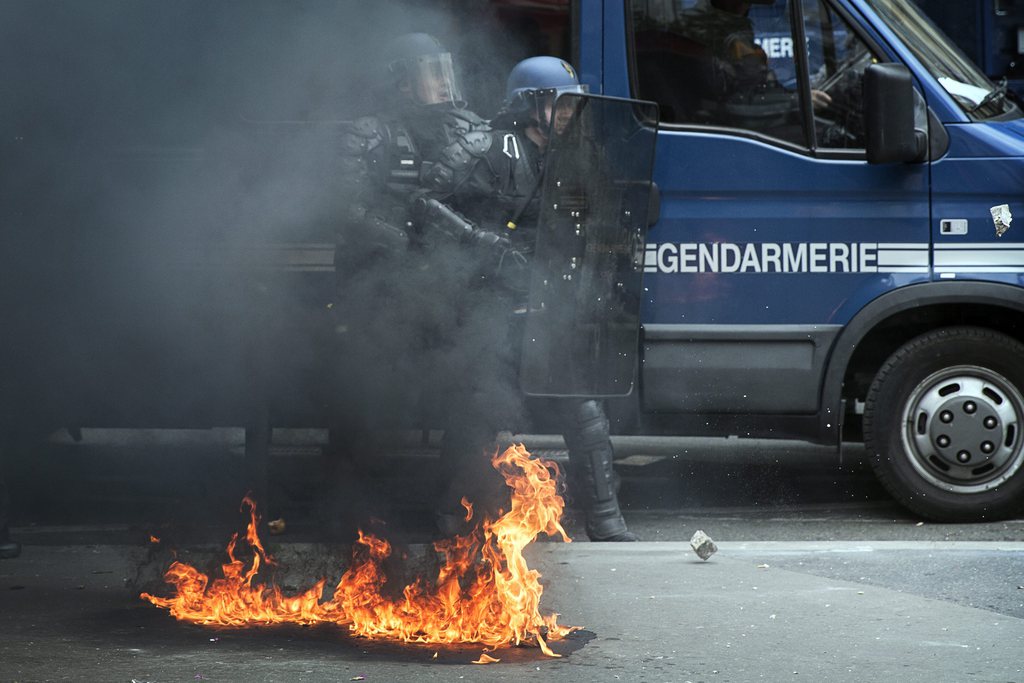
(492, 241, 531, 294)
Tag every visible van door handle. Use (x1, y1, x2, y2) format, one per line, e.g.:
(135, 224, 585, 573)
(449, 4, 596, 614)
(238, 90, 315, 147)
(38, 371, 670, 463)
(648, 181, 661, 227)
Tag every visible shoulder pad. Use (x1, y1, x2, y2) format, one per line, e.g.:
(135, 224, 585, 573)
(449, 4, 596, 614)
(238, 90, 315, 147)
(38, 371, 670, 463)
(459, 130, 494, 156)
(446, 109, 491, 134)
(420, 131, 494, 193)
(441, 131, 496, 167)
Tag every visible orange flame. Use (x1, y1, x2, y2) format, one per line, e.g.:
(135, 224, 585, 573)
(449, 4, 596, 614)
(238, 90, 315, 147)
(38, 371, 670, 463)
(141, 444, 577, 656)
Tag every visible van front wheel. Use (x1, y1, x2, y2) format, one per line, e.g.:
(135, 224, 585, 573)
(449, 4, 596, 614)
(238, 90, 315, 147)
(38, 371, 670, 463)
(863, 327, 1024, 521)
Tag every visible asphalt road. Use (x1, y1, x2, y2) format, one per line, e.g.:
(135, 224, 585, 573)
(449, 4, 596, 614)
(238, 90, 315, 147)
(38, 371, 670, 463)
(7, 427, 1022, 545)
(1, 429, 1022, 682)
(6, 428, 1023, 617)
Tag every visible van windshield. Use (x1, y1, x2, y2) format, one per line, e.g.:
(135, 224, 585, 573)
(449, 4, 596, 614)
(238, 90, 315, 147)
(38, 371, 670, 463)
(866, 0, 1019, 120)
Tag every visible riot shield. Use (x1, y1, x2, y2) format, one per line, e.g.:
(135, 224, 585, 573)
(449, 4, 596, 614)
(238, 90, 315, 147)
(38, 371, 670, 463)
(520, 93, 659, 397)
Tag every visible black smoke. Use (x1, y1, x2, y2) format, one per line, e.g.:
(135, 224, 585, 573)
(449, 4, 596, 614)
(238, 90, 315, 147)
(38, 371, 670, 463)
(0, 0, 543, 469)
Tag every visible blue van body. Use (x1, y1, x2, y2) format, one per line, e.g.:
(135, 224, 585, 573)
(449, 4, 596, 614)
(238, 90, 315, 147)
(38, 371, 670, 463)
(572, 0, 1024, 520)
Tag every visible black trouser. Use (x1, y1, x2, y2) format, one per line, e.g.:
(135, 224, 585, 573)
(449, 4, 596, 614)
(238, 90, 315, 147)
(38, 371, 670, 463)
(434, 281, 525, 519)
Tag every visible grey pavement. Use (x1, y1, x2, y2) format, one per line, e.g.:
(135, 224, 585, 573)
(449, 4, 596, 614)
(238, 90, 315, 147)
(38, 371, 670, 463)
(3, 429, 1023, 681)
(1, 540, 1022, 682)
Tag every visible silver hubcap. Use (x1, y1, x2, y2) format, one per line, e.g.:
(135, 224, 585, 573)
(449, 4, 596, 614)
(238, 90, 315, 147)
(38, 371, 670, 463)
(902, 365, 1024, 493)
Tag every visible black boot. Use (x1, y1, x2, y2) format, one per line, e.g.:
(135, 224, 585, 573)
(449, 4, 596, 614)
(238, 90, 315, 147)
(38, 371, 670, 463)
(564, 401, 638, 542)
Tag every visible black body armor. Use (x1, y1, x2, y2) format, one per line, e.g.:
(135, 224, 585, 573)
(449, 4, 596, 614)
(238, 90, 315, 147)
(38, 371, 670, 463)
(336, 107, 502, 260)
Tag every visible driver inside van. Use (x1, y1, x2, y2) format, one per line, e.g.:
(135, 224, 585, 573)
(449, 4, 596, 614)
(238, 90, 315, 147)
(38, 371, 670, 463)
(676, 0, 831, 134)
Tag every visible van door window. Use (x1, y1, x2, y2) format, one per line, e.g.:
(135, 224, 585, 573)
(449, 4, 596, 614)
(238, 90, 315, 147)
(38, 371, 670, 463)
(803, 0, 881, 149)
(631, 0, 808, 146)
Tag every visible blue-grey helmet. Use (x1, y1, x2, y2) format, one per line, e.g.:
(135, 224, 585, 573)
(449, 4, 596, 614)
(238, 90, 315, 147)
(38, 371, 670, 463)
(382, 32, 464, 108)
(502, 56, 587, 124)
(498, 56, 588, 138)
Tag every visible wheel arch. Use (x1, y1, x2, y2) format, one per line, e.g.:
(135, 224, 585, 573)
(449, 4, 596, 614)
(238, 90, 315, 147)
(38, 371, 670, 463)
(821, 281, 1024, 442)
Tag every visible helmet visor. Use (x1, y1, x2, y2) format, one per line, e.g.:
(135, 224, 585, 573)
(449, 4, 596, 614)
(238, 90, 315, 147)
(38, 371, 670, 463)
(532, 84, 589, 135)
(401, 53, 463, 106)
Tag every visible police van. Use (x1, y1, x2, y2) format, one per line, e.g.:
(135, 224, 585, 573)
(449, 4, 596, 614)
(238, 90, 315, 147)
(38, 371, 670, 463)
(574, 0, 1024, 522)
(3, 0, 1023, 523)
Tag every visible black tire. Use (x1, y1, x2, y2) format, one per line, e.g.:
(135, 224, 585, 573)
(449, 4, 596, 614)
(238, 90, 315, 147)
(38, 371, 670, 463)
(863, 326, 1024, 522)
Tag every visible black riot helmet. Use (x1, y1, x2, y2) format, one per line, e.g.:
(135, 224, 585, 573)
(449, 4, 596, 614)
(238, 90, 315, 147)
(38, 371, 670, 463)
(381, 32, 464, 109)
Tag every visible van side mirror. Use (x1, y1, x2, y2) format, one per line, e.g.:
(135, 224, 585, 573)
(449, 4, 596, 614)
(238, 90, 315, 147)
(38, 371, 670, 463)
(864, 63, 927, 164)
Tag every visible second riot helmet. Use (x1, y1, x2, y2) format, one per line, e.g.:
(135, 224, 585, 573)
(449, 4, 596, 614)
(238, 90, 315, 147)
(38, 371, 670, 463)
(382, 32, 464, 108)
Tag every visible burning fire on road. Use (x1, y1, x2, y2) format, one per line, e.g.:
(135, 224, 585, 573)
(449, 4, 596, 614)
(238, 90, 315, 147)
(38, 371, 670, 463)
(141, 444, 578, 659)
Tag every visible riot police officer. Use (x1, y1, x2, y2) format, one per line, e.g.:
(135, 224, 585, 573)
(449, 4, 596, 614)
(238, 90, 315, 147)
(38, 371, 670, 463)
(331, 33, 513, 460)
(499, 57, 638, 542)
(427, 56, 639, 542)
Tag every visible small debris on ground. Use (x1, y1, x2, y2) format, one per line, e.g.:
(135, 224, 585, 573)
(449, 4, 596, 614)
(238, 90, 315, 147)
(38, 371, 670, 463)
(690, 530, 718, 561)
(472, 653, 501, 664)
